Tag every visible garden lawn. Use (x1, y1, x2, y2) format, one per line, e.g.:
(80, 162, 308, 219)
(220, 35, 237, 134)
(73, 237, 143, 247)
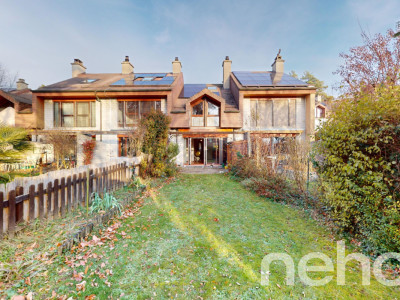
(19, 174, 400, 298)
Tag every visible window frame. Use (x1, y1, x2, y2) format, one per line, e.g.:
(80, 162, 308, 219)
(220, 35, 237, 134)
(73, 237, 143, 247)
(118, 100, 162, 128)
(191, 97, 220, 127)
(53, 100, 96, 128)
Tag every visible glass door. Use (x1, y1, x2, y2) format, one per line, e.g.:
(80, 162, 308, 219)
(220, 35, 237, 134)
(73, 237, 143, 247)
(191, 138, 204, 165)
(206, 138, 219, 165)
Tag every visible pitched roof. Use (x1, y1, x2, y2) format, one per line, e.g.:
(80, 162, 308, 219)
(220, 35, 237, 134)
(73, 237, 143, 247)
(36, 72, 177, 92)
(0, 89, 32, 105)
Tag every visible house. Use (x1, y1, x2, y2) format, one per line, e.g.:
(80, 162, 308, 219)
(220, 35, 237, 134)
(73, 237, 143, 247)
(315, 102, 327, 129)
(0, 79, 35, 128)
(32, 54, 316, 166)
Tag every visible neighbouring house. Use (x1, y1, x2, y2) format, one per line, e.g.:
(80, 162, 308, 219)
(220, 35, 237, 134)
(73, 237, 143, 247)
(0, 79, 35, 128)
(315, 102, 327, 129)
(32, 54, 316, 166)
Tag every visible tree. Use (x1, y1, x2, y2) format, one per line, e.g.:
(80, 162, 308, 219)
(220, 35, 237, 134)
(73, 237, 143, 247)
(45, 132, 76, 169)
(334, 29, 400, 95)
(300, 71, 333, 103)
(288, 70, 298, 79)
(289, 70, 333, 103)
(139, 110, 178, 177)
(0, 124, 32, 163)
(314, 85, 400, 253)
(0, 63, 17, 90)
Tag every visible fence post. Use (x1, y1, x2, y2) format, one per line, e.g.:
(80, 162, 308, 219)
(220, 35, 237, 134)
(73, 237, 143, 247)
(103, 167, 107, 193)
(16, 186, 24, 223)
(67, 176, 72, 212)
(60, 177, 66, 217)
(83, 171, 87, 207)
(119, 163, 122, 188)
(47, 182, 52, 217)
(0, 192, 3, 237)
(29, 185, 35, 222)
(72, 174, 77, 209)
(53, 179, 59, 218)
(78, 173, 82, 206)
(122, 163, 126, 184)
(112, 165, 115, 191)
(8, 190, 16, 237)
(89, 169, 93, 196)
(38, 183, 44, 220)
(95, 168, 99, 194)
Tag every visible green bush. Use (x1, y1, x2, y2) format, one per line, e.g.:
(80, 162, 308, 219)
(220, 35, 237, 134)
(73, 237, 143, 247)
(231, 156, 302, 205)
(314, 86, 400, 254)
(90, 190, 122, 215)
(139, 110, 179, 178)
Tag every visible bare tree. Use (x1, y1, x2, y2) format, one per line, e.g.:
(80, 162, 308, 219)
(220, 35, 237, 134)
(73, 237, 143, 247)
(0, 63, 17, 90)
(334, 29, 400, 95)
(44, 131, 76, 169)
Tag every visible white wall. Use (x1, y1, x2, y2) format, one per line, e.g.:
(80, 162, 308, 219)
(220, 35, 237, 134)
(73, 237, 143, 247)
(243, 97, 306, 132)
(169, 134, 185, 166)
(44, 99, 122, 165)
(0, 107, 15, 126)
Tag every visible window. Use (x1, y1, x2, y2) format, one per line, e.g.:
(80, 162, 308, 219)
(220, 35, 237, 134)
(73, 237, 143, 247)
(191, 98, 220, 127)
(118, 136, 137, 157)
(192, 102, 203, 115)
(118, 100, 161, 127)
(250, 99, 295, 128)
(54, 101, 95, 127)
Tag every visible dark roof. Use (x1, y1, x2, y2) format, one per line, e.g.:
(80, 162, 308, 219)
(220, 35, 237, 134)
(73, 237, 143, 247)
(0, 89, 32, 105)
(178, 84, 238, 110)
(232, 71, 309, 87)
(36, 73, 176, 92)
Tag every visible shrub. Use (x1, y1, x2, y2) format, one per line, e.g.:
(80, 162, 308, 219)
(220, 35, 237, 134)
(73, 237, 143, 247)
(314, 86, 400, 254)
(90, 191, 122, 215)
(82, 140, 96, 165)
(138, 110, 178, 178)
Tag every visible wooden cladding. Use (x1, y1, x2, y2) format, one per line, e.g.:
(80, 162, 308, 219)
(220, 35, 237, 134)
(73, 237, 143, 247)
(250, 98, 296, 128)
(0, 163, 129, 237)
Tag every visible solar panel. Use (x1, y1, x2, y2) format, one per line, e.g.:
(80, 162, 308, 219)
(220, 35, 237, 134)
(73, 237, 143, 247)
(233, 71, 308, 87)
(180, 84, 207, 98)
(111, 79, 126, 86)
(111, 74, 175, 86)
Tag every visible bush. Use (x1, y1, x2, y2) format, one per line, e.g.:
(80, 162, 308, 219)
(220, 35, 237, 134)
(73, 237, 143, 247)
(82, 140, 96, 165)
(90, 191, 122, 215)
(314, 86, 400, 254)
(138, 110, 178, 178)
(231, 155, 303, 205)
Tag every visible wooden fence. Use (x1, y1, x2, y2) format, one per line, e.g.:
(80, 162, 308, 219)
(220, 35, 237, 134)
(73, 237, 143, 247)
(0, 162, 130, 237)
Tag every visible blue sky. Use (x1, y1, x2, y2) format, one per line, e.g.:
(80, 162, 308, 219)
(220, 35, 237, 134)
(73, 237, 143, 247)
(0, 0, 398, 95)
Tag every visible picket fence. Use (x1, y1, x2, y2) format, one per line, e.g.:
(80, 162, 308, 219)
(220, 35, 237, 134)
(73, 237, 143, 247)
(0, 159, 138, 237)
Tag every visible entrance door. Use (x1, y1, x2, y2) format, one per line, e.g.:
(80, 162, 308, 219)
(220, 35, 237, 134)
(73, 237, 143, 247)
(206, 138, 219, 165)
(190, 138, 204, 165)
(185, 137, 226, 165)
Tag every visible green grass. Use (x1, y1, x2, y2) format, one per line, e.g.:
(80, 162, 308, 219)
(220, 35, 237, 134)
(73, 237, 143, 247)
(5, 174, 399, 299)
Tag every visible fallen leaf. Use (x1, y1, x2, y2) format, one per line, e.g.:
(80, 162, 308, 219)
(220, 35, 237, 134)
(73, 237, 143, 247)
(76, 280, 86, 292)
(25, 277, 31, 286)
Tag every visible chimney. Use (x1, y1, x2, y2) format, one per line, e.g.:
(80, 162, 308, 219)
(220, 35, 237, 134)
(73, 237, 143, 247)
(222, 56, 232, 89)
(271, 49, 284, 73)
(71, 59, 86, 77)
(121, 56, 134, 74)
(172, 57, 182, 74)
(16, 78, 28, 90)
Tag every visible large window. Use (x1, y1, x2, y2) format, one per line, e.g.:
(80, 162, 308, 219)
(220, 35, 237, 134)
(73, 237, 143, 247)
(191, 98, 220, 127)
(250, 99, 295, 128)
(54, 101, 96, 127)
(118, 100, 161, 127)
